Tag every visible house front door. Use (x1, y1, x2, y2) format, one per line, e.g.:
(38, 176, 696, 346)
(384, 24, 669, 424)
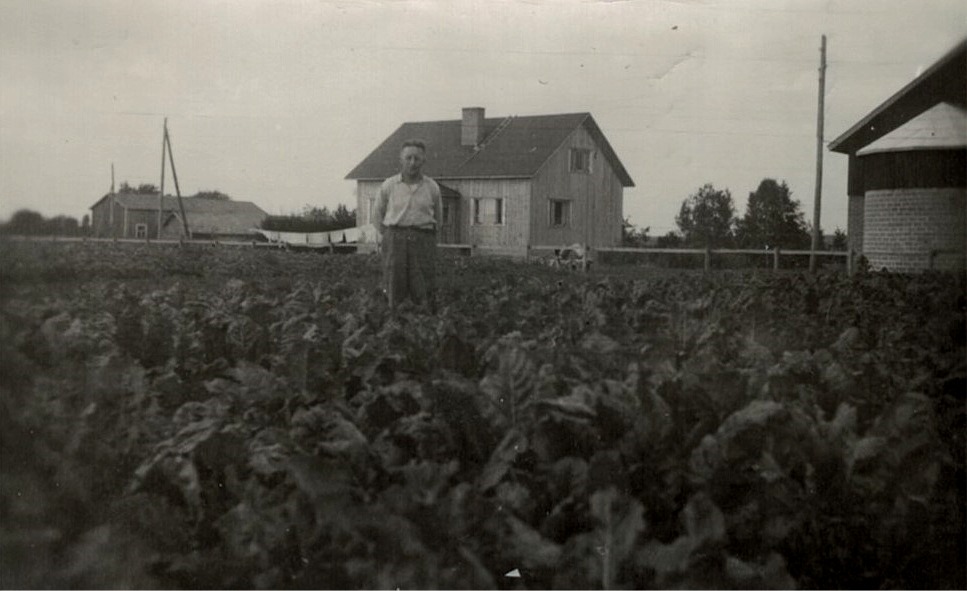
(440, 196, 461, 244)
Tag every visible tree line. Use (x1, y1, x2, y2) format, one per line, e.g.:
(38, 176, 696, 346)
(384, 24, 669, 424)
(623, 178, 847, 251)
(114, 182, 231, 200)
(1, 182, 358, 236)
(261, 204, 356, 233)
(0, 210, 92, 237)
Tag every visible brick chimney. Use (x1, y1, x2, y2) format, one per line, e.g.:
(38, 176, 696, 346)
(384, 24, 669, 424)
(461, 107, 485, 147)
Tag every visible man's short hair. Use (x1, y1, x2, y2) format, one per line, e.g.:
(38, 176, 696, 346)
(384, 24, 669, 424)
(401, 139, 427, 153)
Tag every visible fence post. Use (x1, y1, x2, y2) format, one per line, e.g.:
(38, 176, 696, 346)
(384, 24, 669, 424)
(773, 247, 781, 271)
(704, 248, 711, 272)
(847, 249, 853, 276)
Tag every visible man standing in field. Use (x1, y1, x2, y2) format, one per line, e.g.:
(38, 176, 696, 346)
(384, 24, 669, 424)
(372, 139, 442, 311)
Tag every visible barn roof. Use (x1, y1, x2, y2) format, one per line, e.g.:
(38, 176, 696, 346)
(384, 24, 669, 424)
(857, 102, 967, 155)
(163, 210, 267, 235)
(93, 193, 268, 233)
(829, 38, 967, 154)
(345, 111, 634, 187)
(110, 193, 266, 215)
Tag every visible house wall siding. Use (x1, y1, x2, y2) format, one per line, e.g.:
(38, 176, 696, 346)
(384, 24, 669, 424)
(91, 198, 128, 238)
(125, 209, 161, 239)
(862, 187, 966, 272)
(357, 178, 532, 255)
(356, 181, 383, 227)
(444, 178, 531, 255)
(530, 125, 623, 249)
(91, 199, 110, 237)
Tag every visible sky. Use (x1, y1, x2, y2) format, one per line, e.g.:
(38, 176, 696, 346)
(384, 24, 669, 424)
(1, 0, 965, 235)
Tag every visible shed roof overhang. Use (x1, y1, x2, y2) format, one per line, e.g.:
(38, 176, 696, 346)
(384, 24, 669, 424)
(829, 38, 967, 155)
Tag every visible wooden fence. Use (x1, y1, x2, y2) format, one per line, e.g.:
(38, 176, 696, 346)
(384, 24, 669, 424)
(2, 234, 358, 253)
(4, 235, 855, 272)
(593, 246, 853, 273)
(442, 243, 854, 274)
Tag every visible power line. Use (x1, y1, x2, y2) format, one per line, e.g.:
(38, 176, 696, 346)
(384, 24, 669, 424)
(337, 43, 955, 68)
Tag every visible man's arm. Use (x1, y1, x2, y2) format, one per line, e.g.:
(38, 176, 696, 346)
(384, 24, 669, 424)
(432, 183, 443, 243)
(372, 182, 389, 236)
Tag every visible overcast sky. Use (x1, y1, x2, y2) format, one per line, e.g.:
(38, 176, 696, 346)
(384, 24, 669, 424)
(1, 0, 965, 234)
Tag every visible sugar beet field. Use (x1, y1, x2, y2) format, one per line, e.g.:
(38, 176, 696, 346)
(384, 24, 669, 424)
(0, 240, 964, 589)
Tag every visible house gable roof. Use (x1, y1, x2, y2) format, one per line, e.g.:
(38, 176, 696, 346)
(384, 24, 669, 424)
(345, 112, 634, 187)
(829, 38, 967, 154)
(856, 102, 967, 155)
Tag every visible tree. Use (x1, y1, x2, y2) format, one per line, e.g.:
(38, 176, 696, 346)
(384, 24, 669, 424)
(656, 231, 683, 248)
(622, 218, 650, 247)
(675, 184, 736, 248)
(262, 204, 357, 233)
(830, 227, 848, 251)
(303, 206, 331, 221)
(48, 215, 79, 236)
(735, 179, 811, 250)
(194, 190, 231, 200)
(118, 182, 158, 194)
(0, 210, 81, 236)
(333, 203, 356, 228)
(1, 209, 45, 235)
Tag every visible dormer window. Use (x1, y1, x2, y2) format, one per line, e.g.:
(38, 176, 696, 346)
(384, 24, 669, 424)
(570, 148, 593, 173)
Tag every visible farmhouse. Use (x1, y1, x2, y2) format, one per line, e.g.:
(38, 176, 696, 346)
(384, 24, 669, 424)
(90, 193, 269, 241)
(829, 38, 966, 272)
(345, 107, 635, 256)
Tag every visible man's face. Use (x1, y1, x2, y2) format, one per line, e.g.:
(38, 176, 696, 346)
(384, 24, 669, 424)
(400, 146, 426, 177)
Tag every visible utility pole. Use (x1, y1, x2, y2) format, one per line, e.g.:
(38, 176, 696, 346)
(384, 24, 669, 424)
(109, 163, 115, 236)
(809, 34, 827, 272)
(164, 121, 191, 238)
(158, 118, 167, 239)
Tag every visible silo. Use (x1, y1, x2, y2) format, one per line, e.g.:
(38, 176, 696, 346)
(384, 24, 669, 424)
(855, 102, 966, 272)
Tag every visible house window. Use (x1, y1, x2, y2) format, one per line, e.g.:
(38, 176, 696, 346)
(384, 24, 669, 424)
(473, 198, 504, 225)
(368, 197, 375, 223)
(442, 200, 454, 224)
(570, 148, 593, 173)
(135, 223, 148, 238)
(549, 200, 570, 227)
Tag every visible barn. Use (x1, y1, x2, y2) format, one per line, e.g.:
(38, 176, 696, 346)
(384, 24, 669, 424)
(829, 39, 966, 272)
(345, 107, 635, 256)
(90, 193, 269, 241)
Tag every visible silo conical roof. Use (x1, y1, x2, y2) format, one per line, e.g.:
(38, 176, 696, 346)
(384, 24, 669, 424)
(856, 102, 967, 156)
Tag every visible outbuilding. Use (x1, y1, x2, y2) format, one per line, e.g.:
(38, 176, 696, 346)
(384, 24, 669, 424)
(829, 39, 966, 272)
(90, 193, 269, 242)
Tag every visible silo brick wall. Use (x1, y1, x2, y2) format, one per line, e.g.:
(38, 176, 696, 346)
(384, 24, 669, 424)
(863, 188, 966, 272)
